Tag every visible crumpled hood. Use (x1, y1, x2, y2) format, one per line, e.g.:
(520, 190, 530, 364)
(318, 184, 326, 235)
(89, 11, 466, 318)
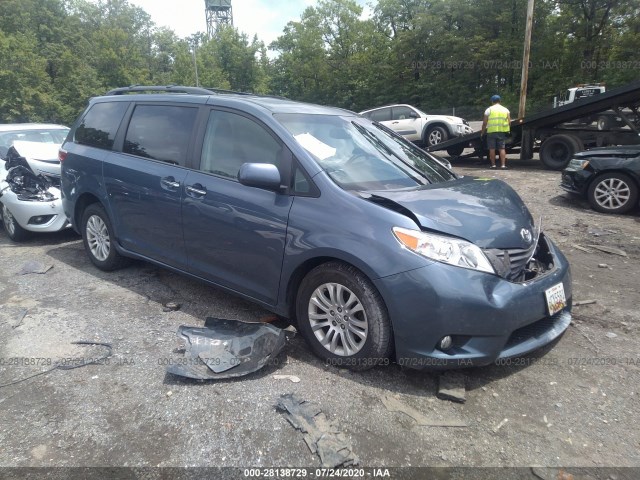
(11, 140, 60, 176)
(365, 176, 536, 249)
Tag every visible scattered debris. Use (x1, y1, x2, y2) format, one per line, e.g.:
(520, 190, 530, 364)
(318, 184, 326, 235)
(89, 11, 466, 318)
(586, 244, 627, 257)
(273, 374, 300, 383)
(162, 301, 181, 312)
(492, 418, 508, 433)
(573, 323, 600, 354)
(17, 261, 53, 275)
(573, 299, 597, 306)
(588, 228, 615, 237)
(276, 394, 359, 468)
(437, 371, 467, 403)
(10, 308, 28, 329)
(381, 394, 467, 427)
(597, 263, 609, 268)
(0, 341, 112, 389)
(166, 317, 286, 380)
(572, 244, 592, 253)
(166, 391, 173, 397)
(531, 467, 577, 480)
(605, 332, 618, 339)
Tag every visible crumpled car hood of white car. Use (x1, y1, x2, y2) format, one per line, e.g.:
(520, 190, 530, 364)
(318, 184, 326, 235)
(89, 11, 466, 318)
(10, 140, 60, 176)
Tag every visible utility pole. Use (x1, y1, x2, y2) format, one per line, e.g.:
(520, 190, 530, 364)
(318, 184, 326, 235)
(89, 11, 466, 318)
(519, 0, 535, 118)
(190, 37, 200, 87)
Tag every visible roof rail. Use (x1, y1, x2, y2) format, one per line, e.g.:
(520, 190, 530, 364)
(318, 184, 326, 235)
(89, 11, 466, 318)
(104, 85, 289, 101)
(105, 85, 230, 96)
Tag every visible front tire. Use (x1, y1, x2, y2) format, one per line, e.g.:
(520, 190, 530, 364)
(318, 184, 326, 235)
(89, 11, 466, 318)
(587, 172, 638, 214)
(425, 126, 448, 147)
(81, 203, 129, 271)
(1, 202, 30, 242)
(296, 262, 393, 371)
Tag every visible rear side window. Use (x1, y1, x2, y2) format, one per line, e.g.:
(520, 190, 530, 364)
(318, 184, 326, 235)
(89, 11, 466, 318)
(392, 106, 413, 120)
(200, 110, 281, 179)
(124, 105, 197, 165)
(75, 102, 128, 150)
(369, 108, 391, 122)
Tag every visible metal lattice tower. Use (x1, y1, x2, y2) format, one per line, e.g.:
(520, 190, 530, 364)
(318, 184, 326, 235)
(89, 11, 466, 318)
(205, 0, 233, 37)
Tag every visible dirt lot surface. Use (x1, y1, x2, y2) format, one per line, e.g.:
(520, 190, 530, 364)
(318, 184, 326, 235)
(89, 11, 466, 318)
(1, 155, 639, 478)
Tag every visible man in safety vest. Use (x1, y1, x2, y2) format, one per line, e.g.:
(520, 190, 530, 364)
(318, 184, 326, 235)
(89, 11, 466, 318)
(481, 95, 511, 169)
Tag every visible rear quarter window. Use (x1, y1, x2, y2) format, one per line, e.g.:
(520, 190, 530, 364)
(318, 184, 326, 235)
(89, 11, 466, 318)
(75, 101, 128, 150)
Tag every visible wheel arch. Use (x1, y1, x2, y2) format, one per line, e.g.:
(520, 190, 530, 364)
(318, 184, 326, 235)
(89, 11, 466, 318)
(423, 121, 451, 138)
(73, 192, 102, 232)
(283, 255, 389, 324)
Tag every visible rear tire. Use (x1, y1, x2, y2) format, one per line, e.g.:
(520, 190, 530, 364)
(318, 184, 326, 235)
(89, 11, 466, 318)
(296, 262, 393, 371)
(1, 202, 31, 242)
(81, 203, 130, 271)
(587, 172, 638, 214)
(539, 134, 582, 170)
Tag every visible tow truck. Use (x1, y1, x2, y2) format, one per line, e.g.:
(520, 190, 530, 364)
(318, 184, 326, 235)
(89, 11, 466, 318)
(428, 80, 640, 170)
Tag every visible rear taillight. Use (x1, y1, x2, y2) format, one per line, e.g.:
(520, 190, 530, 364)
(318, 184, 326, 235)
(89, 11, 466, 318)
(58, 148, 67, 163)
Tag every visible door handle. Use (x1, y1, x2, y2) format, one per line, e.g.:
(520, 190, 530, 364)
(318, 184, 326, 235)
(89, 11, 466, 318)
(186, 184, 207, 197)
(161, 177, 180, 189)
(392, 121, 399, 124)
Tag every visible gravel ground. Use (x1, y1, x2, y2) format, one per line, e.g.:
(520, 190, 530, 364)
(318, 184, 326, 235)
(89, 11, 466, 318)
(0, 154, 639, 477)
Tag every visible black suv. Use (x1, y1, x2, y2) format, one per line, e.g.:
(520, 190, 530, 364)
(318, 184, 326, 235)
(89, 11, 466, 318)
(60, 86, 572, 370)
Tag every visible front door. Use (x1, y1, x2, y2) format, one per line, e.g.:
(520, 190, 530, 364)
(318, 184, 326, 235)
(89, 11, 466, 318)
(182, 109, 293, 305)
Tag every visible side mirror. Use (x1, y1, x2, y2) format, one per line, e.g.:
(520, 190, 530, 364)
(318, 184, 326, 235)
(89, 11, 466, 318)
(238, 163, 282, 191)
(409, 111, 419, 119)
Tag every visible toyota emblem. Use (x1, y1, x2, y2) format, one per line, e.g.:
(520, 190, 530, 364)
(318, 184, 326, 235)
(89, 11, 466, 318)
(521, 228, 533, 243)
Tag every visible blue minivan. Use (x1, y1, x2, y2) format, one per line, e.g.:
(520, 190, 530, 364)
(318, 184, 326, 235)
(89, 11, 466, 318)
(60, 86, 572, 370)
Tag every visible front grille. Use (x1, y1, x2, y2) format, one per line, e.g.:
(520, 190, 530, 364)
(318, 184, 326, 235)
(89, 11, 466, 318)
(484, 233, 555, 282)
(494, 246, 535, 279)
(484, 244, 536, 281)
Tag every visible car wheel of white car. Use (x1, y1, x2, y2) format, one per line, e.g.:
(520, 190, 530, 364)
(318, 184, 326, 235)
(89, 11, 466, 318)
(425, 126, 448, 147)
(1, 202, 30, 242)
(296, 262, 393, 371)
(81, 203, 130, 271)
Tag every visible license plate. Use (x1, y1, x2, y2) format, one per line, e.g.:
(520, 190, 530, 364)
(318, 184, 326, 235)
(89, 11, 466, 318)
(545, 283, 567, 316)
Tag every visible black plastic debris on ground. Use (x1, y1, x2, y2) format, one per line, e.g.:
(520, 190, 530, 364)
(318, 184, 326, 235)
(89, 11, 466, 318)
(166, 317, 286, 380)
(276, 393, 359, 468)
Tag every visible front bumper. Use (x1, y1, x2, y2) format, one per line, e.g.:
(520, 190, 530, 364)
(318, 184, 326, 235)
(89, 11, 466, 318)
(454, 124, 474, 136)
(374, 235, 572, 368)
(560, 169, 591, 195)
(0, 184, 70, 233)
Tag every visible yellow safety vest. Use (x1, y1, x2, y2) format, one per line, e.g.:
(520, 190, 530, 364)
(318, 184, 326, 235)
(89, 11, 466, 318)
(486, 105, 510, 133)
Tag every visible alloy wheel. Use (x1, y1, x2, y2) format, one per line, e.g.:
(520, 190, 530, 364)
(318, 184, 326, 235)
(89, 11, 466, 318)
(593, 177, 631, 210)
(86, 214, 111, 261)
(308, 282, 369, 356)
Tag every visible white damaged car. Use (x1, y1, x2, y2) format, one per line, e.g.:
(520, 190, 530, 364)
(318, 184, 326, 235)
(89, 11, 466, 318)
(0, 141, 71, 241)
